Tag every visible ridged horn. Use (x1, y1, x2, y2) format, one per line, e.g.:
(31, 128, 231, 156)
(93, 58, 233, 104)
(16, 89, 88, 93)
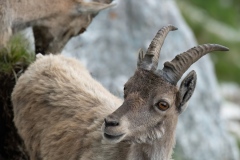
(162, 44, 229, 85)
(139, 25, 178, 70)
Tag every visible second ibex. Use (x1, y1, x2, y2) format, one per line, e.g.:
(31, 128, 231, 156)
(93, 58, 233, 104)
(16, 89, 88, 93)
(12, 25, 228, 160)
(0, 0, 114, 54)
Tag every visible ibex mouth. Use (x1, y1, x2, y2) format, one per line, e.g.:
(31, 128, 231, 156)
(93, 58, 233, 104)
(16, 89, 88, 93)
(103, 133, 125, 141)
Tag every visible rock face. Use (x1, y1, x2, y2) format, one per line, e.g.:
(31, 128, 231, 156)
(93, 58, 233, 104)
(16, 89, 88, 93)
(63, 0, 239, 159)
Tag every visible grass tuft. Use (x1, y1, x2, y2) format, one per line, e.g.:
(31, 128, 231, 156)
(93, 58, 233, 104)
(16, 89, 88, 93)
(0, 35, 35, 80)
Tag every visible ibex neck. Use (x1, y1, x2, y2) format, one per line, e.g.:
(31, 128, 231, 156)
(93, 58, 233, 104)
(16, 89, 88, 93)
(128, 136, 176, 160)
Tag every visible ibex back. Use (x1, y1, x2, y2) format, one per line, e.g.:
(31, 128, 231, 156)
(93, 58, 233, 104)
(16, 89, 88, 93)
(12, 25, 228, 160)
(0, 0, 113, 53)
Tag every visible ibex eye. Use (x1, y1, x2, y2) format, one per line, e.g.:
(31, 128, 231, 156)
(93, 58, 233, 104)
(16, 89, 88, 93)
(156, 101, 169, 111)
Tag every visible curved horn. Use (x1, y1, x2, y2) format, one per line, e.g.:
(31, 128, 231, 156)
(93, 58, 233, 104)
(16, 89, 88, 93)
(162, 44, 229, 85)
(139, 25, 177, 70)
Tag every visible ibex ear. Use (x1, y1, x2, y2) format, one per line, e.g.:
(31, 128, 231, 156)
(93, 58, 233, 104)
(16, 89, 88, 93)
(76, 1, 115, 14)
(137, 48, 145, 67)
(177, 70, 197, 113)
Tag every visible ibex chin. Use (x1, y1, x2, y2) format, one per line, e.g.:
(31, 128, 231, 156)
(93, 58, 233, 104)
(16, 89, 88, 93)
(0, 0, 113, 54)
(12, 25, 228, 160)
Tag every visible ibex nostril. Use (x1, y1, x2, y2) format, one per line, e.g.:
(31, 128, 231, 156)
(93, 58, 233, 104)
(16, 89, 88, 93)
(104, 118, 119, 127)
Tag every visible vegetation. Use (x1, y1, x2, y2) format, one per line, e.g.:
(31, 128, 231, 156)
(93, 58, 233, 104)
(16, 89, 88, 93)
(0, 35, 35, 79)
(177, 0, 240, 84)
(0, 35, 33, 160)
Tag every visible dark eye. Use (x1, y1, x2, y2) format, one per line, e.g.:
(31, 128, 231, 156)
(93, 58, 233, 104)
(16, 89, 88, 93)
(156, 101, 169, 111)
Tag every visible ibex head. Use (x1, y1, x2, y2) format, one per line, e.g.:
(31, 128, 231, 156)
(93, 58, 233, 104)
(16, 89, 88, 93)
(102, 25, 228, 144)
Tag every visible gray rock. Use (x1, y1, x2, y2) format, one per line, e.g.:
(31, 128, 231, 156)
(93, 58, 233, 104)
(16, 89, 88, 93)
(63, 0, 239, 159)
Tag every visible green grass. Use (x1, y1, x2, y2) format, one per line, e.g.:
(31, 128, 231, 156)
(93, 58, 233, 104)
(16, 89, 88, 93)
(0, 35, 35, 77)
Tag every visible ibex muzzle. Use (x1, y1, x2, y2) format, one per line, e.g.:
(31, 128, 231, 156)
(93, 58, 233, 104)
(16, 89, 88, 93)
(102, 25, 228, 144)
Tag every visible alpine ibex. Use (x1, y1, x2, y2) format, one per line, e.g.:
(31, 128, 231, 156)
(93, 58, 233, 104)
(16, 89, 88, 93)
(12, 25, 228, 160)
(0, 0, 114, 54)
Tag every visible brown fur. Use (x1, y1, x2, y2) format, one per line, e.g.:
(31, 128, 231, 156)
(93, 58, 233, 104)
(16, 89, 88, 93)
(12, 53, 193, 160)
(0, 0, 113, 53)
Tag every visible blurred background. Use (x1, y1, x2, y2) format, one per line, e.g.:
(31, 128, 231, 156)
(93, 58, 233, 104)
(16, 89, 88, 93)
(2, 0, 240, 159)
(178, 0, 240, 83)
(177, 0, 240, 150)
